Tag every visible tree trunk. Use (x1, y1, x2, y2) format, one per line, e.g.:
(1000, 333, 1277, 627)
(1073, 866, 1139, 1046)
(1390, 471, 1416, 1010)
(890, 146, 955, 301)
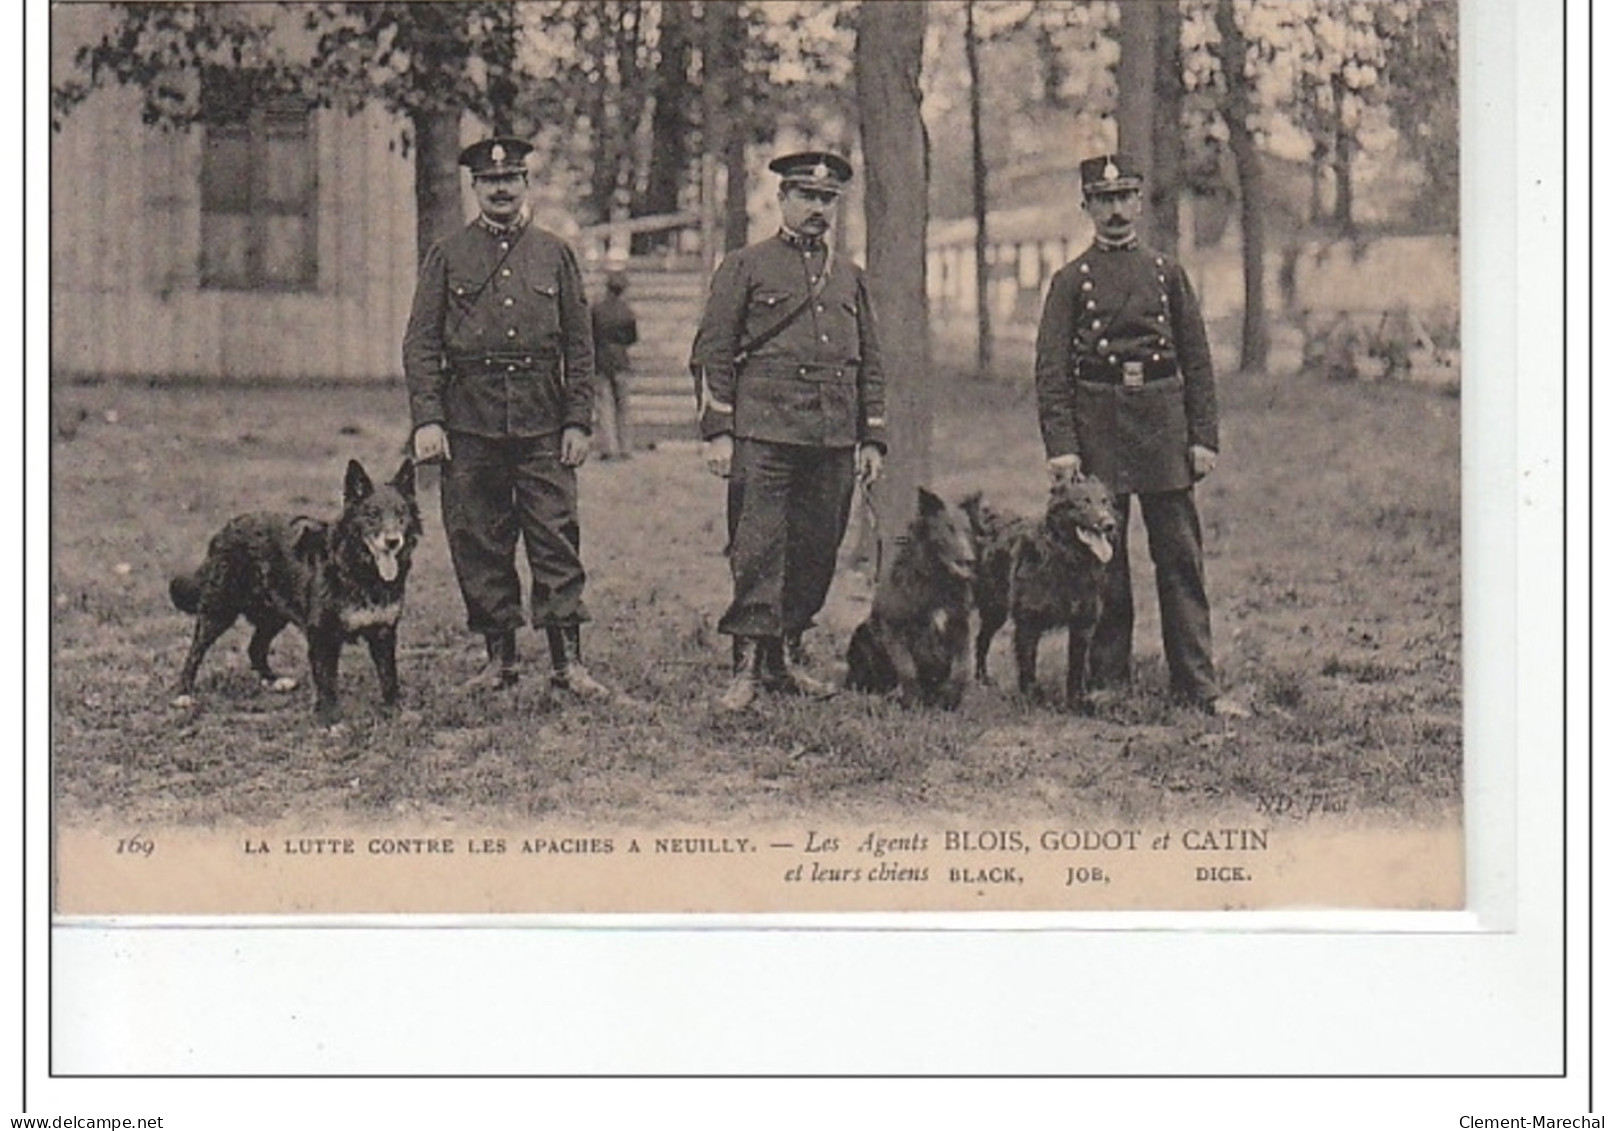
(701, 0, 749, 253)
(584, 6, 617, 225)
(612, 0, 648, 223)
(412, 106, 465, 266)
(635, 0, 694, 253)
(1150, 2, 1184, 253)
(723, 116, 749, 252)
(965, 0, 991, 373)
(1329, 73, 1356, 234)
(856, 1, 929, 543)
(1213, 0, 1268, 372)
(1116, 0, 1156, 185)
(718, 3, 749, 253)
(482, 6, 519, 135)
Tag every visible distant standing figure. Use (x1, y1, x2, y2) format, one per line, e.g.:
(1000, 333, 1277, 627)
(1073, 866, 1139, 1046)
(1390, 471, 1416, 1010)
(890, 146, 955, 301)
(591, 269, 639, 459)
(1033, 152, 1246, 717)
(402, 135, 613, 699)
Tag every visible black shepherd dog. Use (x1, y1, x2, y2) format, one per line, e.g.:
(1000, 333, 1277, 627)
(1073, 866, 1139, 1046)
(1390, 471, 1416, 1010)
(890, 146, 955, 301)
(964, 469, 1120, 710)
(844, 486, 978, 709)
(170, 459, 422, 726)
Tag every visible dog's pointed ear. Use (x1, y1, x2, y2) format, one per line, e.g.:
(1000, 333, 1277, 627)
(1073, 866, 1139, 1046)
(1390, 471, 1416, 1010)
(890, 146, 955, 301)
(917, 487, 945, 516)
(392, 458, 416, 496)
(344, 460, 375, 505)
(958, 491, 982, 530)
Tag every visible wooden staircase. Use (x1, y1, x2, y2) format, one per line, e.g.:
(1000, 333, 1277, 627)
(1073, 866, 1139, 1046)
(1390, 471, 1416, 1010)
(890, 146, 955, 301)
(580, 259, 710, 448)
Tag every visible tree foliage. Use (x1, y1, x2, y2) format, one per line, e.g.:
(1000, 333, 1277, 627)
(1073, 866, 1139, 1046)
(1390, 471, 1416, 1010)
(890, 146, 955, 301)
(53, 3, 528, 141)
(1179, 0, 1458, 234)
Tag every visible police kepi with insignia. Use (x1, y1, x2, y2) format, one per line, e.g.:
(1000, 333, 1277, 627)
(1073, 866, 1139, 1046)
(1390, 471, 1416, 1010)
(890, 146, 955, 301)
(403, 136, 613, 699)
(688, 151, 888, 712)
(1033, 152, 1247, 718)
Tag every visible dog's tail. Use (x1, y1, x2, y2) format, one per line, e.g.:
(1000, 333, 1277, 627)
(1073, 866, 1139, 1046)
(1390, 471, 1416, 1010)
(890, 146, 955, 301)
(169, 572, 202, 614)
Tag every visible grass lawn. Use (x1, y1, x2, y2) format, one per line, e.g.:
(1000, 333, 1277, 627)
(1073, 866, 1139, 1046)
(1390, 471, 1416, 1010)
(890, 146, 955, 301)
(49, 360, 1460, 832)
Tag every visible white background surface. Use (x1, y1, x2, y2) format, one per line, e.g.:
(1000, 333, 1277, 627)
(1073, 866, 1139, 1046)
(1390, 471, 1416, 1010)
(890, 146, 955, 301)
(13, 0, 1594, 1124)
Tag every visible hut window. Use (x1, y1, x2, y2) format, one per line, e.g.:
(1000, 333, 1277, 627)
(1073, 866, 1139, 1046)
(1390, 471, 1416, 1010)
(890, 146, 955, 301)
(200, 96, 316, 290)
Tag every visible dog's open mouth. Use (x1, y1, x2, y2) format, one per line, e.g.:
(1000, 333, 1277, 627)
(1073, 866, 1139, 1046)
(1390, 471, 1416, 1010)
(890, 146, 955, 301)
(368, 540, 403, 581)
(1077, 528, 1114, 564)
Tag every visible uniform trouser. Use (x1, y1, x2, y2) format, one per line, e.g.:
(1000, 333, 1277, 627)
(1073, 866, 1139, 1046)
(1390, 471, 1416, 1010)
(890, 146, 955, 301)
(720, 438, 855, 640)
(1089, 487, 1218, 702)
(440, 431, 588, 635)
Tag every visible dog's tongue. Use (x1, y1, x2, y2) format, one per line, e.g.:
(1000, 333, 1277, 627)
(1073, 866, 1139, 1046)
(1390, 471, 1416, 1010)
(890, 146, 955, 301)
(375, 553, 400, 582)
(1078, 529, 1114, 564)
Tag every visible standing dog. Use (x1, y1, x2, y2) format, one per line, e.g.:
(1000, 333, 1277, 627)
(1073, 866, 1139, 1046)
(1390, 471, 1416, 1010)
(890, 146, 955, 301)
(965, 470, 1120, 710)
(170, 459, 421, 726)
(844, 487, 977, 709)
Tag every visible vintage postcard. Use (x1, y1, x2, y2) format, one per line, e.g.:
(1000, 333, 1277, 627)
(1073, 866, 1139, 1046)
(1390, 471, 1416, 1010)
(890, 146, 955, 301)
(47, 0, 1470, 921)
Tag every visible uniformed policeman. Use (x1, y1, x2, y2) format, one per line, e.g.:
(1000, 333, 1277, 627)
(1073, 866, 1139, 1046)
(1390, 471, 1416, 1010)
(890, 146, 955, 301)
(689, 151, 887, 712)
(403, 136, 612, 698)
(1034, 153, 1246, 717)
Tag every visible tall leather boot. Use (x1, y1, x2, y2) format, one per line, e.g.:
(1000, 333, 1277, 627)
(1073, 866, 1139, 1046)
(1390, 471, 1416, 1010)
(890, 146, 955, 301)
(547, 625, 613, 700)
(764, 636, 837, 700)
(464, 629, 519, 691)
(718, 637, 763, 713)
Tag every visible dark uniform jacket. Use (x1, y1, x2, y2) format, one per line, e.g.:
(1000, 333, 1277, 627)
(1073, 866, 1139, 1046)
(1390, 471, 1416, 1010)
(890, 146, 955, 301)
(590, 294, 638, 380)
(404, 215, 595, 438)
(1034, 240, 1219, 495)
(689, 231, 887, 450)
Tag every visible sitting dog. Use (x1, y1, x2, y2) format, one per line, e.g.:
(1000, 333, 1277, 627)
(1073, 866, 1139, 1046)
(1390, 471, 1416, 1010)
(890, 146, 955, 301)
(170, 459, 421, 726)
(964, 469, 1120, 710)
(844, 486, 977, 709)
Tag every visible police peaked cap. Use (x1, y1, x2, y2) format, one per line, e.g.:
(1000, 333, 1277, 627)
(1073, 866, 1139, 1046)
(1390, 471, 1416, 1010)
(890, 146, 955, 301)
(768, 151, 854, 194)
(459, 136, 534, 179)
(1079, 153, 1145, 195)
